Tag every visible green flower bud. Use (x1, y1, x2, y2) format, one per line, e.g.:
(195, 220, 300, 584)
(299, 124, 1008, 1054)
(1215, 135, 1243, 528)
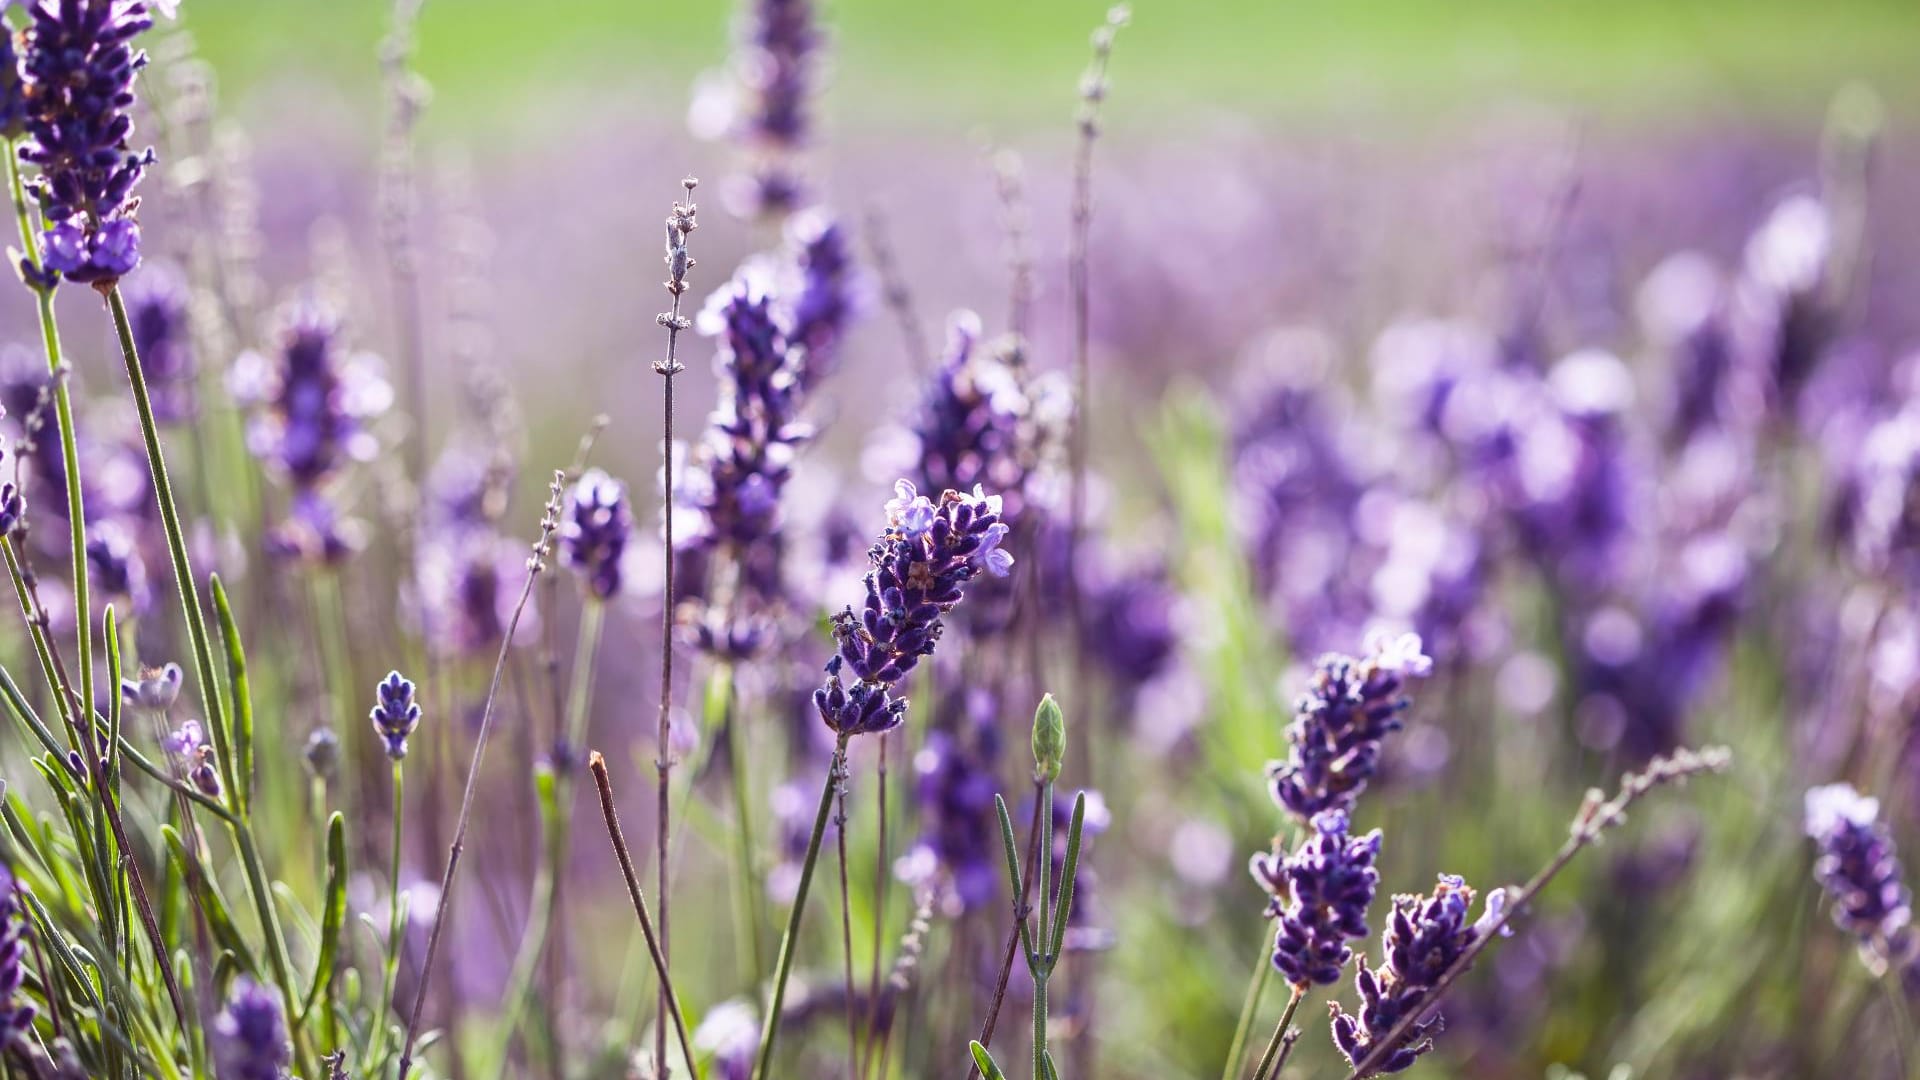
(1031, 693, 1066, 782)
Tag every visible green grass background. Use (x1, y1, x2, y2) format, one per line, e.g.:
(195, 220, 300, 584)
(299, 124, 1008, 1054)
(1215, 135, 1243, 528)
(175, 0, 1920, 133)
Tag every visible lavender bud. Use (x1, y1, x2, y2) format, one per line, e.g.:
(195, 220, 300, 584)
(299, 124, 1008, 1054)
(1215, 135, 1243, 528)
(369, 670, 422, 761)
(1248, 808, 1381, 988)
(1031, 693, 1065, 782)
(303, 727, 340, 780)
(212, 977, 292, 1080)
(121, 661, 183, 713)
(560, 468, 632, 601)
(18, 0, 160, 285)
(1266, 631, 1432, 822)
(189, 756, 222, 798)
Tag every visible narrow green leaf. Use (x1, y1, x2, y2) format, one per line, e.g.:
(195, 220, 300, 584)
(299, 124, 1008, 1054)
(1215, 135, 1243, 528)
(994, 793, 1024, 901)
(970, 1041, 1008, 1080)
(162, 824, 258, 973)
(211, 575, 255, 814)
(1048, 792, 1088, 965)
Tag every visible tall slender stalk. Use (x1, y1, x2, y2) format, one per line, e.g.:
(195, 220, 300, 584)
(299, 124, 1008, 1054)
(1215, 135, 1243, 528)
(399, 469, 566, 1080)
(653, 177, 698, 1071)
(1032, 778, 1054, 1080)
(368, 760, 407, 1070)
(1064, 6, 1128, 787)
(4, 139, 91, 753)
(752, 732, 851, 1080)
(835, 763, 862, 1080)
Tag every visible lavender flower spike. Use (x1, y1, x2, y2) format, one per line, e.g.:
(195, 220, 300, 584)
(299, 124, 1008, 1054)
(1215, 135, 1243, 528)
(815, 481, 1013, 737)
(1805, 782, 1916, 975)
(212, 976, 292, 1080)
(1330, 873, 1504, 1074)
(560, 468, 632, 600)
(1267, 630, 1433, 822)
(370, 670, 422, 761)
(1248, 808, 1382, 987)
(0, 866, 38, 1048)
(18, 0, 162, 285)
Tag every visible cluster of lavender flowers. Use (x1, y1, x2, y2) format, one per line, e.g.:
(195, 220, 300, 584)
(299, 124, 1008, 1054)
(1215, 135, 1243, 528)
(1805, 783, 1918, 980)
(1267, 630, 1433, 820)
(0, 866, 36, 1049)
(15, 0, 166, 287)
(1249, 809, 1382, 987)
(1329, 874, 1507, 1073)
(560, 468, 632, 601)
(212, 978, 292, 1080)
(815, 481, 1012, 737)
(231, 299, 392, 564)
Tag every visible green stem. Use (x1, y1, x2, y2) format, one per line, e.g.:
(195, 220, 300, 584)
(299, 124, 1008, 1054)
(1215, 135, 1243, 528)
(1032, 777, 1053, 1080)
(1249, 986, 1305, 1080)
(5, 140, 91, 751)
(719, 663, 768, 991)
(752, 733, 850, 1080)
(369, 761, 406, 1071)
(1220, 926, 1274, 1080)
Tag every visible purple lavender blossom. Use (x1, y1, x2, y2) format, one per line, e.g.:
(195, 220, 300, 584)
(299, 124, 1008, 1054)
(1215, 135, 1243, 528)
(715, 0, 820, 216)
(1248, 808, 1382, 988)
(911, 312, 1033, 517)
(232, 300, 389, 490)
(18, 0, 161, 285)
(0, 865, 37, 1048)
(263, 491, 360, 566)
(1330, 874, 1506, 1074)
(122, 264, 196, 422)
(370, 670, 421, 761)
(414, 528, 536, 658)
(692, 999, 759, 1080)
(686, 265, 810, 557)
(1805, 783, 1916, 975)
(1733, 193, 1834, 409)
(560, 468, 631, 601)
(1267, 631, 1433, 822)
(895, 687, 1003, 916)
(212, 977, 292, 1080)
(121, 661, 181, 712)
(814, 481, 1012, 737)
(85, 518, 148, 614)
(785, 208, 857, 386)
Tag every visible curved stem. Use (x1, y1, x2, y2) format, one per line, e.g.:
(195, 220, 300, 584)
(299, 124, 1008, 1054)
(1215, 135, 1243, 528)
(752, 733, 850, 1080)
(1032, 777, 1053, 1080)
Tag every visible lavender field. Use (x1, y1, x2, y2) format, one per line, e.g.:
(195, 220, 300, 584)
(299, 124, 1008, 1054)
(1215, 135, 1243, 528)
(0, 1, 1918, 1078)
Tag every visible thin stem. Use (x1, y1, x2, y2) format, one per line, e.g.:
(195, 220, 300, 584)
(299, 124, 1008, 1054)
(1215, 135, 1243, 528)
(965, 780, 1044, 1080)
(1249, 985, 1304, 1080)
(721, 665, 769, 990)
(835, 762, 861, 1080)
(1220, 926, 1274, 1080)
(1033, 778, 1053, 1080)
(752, 732, 851, 1080)
(1065, 8, 1125, 784)
(864, 733, 890, 1052)
(5, 139, 91, 759)
(399, 470, 564, 1079)
(655, 177, 697, 1074)
(369, 760, 406, 1070)
(587, 752, 698, 1079)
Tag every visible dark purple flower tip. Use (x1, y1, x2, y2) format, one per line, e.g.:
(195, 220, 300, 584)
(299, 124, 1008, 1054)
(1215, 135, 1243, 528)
(212, 976, 292, 1080)
(1806, 783, 1916, 974)
(370, 670, 422, 761)
(0, 483, 22, 537)
(1267, 631, 1433, 822)
(303, 727, 340, 780)
(121, 661, 183, 712)
(560, 468, 632, 600)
